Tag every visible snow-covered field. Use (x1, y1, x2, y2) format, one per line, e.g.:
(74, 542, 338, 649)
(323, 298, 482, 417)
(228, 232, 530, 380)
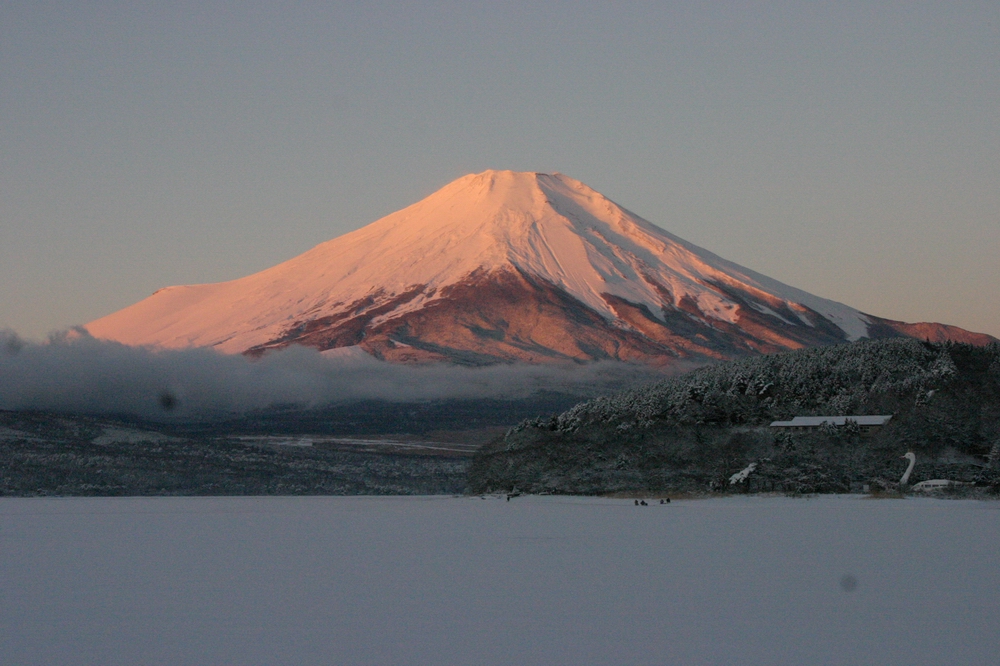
(2, 495, 998, 665)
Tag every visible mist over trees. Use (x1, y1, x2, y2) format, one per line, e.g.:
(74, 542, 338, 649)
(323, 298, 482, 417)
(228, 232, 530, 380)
(0, 328, 669, 420)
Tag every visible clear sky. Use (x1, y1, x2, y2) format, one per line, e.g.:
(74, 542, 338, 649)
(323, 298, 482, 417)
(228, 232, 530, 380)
(2, 2, 998, 341)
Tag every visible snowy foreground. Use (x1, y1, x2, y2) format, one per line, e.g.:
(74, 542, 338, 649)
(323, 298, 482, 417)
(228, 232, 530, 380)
(2, 495, 998, 665)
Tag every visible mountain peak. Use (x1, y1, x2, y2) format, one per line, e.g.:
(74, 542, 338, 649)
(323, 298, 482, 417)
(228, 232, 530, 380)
(85, 171, 994, 363)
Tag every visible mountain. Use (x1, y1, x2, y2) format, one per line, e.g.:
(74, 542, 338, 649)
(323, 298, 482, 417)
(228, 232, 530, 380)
(85, 170, 995, 364)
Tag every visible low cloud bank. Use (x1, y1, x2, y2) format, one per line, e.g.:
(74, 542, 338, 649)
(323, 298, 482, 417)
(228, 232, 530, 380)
(0, 329, 683, 420)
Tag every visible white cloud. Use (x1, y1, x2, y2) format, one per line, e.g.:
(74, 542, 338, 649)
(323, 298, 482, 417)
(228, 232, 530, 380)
(0, 329, 678, 420)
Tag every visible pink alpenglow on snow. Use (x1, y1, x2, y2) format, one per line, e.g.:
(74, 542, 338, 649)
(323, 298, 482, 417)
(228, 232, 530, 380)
(85, 171, 996, 365)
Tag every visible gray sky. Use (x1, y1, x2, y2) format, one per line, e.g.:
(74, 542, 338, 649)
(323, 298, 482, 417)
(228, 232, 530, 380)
(3, 1, 998, 340)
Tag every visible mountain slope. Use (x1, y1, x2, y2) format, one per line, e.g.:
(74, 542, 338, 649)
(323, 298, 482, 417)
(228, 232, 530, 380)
(85, 170, 995, 364)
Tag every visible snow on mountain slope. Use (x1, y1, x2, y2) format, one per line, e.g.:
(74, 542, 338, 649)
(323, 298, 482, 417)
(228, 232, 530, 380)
(85, 170, 993, 364)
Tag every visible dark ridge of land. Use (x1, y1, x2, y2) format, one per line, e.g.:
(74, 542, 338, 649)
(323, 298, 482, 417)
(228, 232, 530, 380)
(0, 411, 474, 497)
(0, 393, 589, 497)
(170, 393, 585, 437)
(469, 339, 1000, 496)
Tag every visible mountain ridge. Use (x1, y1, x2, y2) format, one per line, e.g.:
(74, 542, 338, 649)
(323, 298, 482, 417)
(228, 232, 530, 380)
(86, 170, 995, 363)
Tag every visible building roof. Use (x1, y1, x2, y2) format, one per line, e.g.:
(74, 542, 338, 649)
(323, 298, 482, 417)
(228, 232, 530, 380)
(769, 415, 893, 427)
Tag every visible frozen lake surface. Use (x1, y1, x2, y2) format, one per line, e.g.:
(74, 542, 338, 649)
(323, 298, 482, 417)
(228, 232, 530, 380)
(2, 494, 998, 665)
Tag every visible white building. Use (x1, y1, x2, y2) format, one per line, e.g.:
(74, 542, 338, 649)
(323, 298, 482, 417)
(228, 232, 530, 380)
(769, 415, 893, 433)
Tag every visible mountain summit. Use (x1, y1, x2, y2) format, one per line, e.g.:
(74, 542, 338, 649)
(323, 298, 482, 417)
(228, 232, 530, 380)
(86, 170, 994, 363)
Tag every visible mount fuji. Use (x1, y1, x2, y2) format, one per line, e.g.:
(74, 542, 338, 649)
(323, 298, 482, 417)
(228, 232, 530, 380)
(86, 170, 994, 364)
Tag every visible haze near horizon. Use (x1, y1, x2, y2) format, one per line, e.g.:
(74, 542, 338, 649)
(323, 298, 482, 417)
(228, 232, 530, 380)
(2, 3, 998, 339)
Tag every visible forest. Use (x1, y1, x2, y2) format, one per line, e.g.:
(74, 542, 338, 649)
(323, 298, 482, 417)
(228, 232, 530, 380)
(468, 339, 1000, 496)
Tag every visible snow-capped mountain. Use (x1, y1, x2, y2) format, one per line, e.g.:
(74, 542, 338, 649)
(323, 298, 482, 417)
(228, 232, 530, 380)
(85, 170, 995, 364)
